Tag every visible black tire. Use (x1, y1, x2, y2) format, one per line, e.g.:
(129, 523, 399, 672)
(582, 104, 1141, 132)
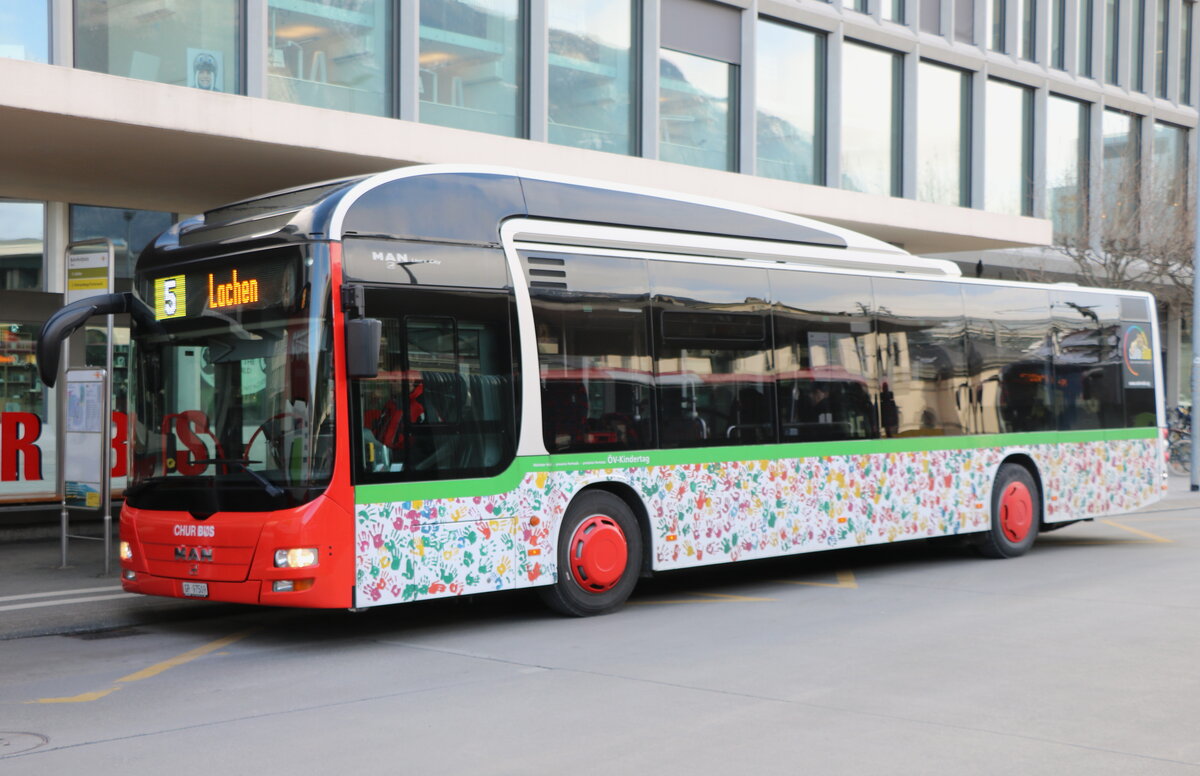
(974, 463, 1040, 559)
(539, 490, 643, 617)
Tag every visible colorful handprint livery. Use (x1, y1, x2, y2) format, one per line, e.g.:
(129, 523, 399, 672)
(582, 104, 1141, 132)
(355, 436, 1162, 607)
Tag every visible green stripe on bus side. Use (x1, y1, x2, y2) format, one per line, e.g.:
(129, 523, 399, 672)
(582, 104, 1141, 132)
(352, 426, 1159, 504)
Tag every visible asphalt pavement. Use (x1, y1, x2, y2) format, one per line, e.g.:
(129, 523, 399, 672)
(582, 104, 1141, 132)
(2, 475, 1197, 642)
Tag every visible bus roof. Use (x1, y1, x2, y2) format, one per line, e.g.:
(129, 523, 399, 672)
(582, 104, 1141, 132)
(144, 165, 934, 273)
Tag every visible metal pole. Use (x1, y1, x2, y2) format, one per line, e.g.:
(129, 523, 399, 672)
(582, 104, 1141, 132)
(102, 251, 114, 575)
(1191, 147, 1200, 490)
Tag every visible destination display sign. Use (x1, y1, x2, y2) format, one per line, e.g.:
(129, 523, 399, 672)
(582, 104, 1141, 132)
(147, 254, 301, 321)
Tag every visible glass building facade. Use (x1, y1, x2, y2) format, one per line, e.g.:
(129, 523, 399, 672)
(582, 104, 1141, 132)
(917, 60, 969, 206)
(841, 41, 901, 196)
(0, 0, 1198, 504)
(548, 0, 637, 155)
(267, 0, 392, 116)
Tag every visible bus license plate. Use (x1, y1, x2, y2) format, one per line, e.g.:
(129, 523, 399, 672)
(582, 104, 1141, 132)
(182, 582, 208, 598)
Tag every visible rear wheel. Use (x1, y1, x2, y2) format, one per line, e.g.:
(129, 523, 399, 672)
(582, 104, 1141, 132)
(975, 463, 1039, 558)
(539, 491, 642, 617)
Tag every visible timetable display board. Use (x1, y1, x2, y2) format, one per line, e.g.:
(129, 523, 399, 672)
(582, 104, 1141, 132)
(63, 369, 108, 510)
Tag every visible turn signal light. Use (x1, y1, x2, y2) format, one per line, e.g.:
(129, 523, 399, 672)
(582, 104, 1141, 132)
(274, 548, 319, 568)
(272, 579, 314, 593)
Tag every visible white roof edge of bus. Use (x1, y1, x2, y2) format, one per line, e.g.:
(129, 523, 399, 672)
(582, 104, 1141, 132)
(325, 164, 960, 276)
(505, 220, 959, 277)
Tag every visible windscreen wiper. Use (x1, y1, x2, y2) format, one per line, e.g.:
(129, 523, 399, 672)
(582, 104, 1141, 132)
(192, 459, 285, 498)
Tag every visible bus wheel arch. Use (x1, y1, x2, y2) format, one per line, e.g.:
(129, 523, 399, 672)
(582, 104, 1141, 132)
(974, 457, 1041, 559)
(539, 484, 647, 616)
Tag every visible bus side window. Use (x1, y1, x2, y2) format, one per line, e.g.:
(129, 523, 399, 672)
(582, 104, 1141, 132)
(771, 269, 877, 442)
(651, 261, 774, 448)
(525, 253, 654, 454)
(351, 288, 517, 483)
(962, 285, 1053, 434)
(1051, 291, 1124, 432)
(872, 277, 968, 438)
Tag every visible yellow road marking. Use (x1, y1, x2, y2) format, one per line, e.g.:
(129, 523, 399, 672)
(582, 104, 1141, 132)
(778, 570, 859, 588)
(690, 592, 776, 602)
(31, 628, 257, 704)
(1098, 519, 1173, 544)
(34, 687, 121, 704)
(630, 591, 775, 606)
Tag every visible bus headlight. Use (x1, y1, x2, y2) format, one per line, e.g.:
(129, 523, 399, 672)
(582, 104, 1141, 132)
(275, 548, 319, 568)
(119, 541, 133, 561)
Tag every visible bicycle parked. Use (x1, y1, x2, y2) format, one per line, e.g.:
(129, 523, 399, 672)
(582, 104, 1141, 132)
(1168, 405, 1191, 475)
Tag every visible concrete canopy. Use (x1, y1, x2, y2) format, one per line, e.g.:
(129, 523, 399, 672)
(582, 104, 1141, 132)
(0, 59, 1051, 255)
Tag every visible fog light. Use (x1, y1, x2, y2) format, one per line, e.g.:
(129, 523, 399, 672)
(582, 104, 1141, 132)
(119, 541, 133, 561)
(122, 569, 136, 581)
(274, 548, 319, 568)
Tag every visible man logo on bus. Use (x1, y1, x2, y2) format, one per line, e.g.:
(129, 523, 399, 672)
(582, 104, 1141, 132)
(1123, 325, 1153, 376)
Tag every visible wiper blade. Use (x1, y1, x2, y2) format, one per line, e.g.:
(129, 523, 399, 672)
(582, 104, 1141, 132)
(192, 458, 285, 498)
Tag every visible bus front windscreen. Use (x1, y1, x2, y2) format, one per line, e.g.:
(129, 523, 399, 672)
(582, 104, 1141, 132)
(126, 245, 335, 514)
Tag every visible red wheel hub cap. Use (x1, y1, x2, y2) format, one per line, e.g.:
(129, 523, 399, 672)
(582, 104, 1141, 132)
(1000, 481, 1033, 543)
(568, 515, 628, 593)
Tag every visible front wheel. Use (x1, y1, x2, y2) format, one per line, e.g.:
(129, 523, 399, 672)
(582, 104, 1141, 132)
(974, 463, 1040, 559)
(539, 491, 643, 617)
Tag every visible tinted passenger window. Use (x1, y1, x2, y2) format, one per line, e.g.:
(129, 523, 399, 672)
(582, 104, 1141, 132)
(525, 254, 654, 453)
(1120, 296, 1156, 427)
(1052, 291, 1123, 430)
(872, 278, 968, 437)
(650, 261, 774, 447)
(962, 284, 1054, 433)
(352, 288, 517, 482)
(771, 270, 877, 441)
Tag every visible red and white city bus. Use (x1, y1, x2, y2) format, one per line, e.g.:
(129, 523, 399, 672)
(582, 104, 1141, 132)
(37, 166, 1166, 615)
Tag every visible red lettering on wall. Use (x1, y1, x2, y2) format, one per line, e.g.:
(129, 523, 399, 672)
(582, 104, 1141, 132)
(0, 411, 128, 484)
(111, 411, 128, 478)
(1, 412, 43, 482)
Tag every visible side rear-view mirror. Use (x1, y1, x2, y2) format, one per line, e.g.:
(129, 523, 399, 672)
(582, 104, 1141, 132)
(345, 318, 382, 379)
